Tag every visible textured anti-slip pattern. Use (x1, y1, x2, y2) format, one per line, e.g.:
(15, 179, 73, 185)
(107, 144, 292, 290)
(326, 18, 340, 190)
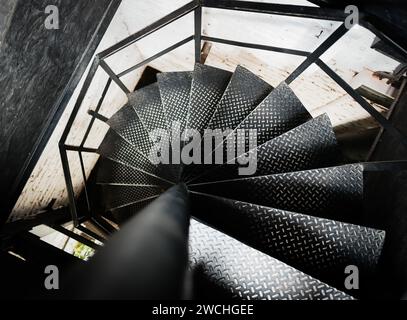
(186, 64, 232, 134)
(130, 82, 180, 181)
(207, 65, 273, 131)
(129, 82, 168, 132)
(191, 193, 385, 282)
(182, 66, 272, 181)
(158, 72, 192, 132)
(186, 81, 312, 181)
(103, 185, 164, 210)
(190, 113, 339, 183)
(189, 219, 353, 300)
(97, 158, 172, 187)
(236, 81, 311, 146)
(190, 164, 364, 225)
(107, 104, 152, 156)
(110, 197, 158, 224)
(98, 129, 175, 182)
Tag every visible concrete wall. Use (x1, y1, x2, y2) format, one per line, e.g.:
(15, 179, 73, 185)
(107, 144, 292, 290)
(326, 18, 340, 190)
(0, 0, 117, 223)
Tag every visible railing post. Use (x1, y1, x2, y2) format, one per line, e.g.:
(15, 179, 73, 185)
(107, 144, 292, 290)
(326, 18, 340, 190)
(194, 4, 202, 63)
(59, 144, 79, 226)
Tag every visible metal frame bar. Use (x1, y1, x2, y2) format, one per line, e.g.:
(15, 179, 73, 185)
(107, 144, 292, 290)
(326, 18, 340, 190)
(57, 0, 407, 227)
(316, 59, 407, 148)
(50, 224, 101, 250)
(76, 224, 106, 243)
(201, 35, 310, 57)
(285, 23, 348, 84)
(81, 78, 112, 147)
(100, 60, 130, 94)
(117, 36, 194, 77)
(88, 110, 109, 123)
(91, 216, 117, 235)
(98, 1, 199, 59)
(78, 151, 91, 213)
(201, 0, 348, 21)
(194, 6, 202, 63)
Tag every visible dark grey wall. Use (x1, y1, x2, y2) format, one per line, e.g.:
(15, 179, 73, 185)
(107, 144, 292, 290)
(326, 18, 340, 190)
(367, 86, 407, 299)
(0, 0, 16, 43)
(0, 0, 119, 224)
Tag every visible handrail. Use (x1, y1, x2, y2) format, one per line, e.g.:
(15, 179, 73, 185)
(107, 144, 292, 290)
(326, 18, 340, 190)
(98, 1, 199, 59)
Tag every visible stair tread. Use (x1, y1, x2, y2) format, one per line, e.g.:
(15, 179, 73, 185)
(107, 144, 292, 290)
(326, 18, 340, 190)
(107, 104, 152, 156)
(207, 65, 273, 131)
(130, 82, 180, 181)
(98, 129, 175, 182)
(186, 64, 232, 134)
(190, 164, 364, 224)
(189, 219, 353, 300)
(97, 158, 172, 187)
(129, 82, 168, 132)
(236, 81, 311, 145)
(191, 192, 385, 289)
(102, 185, 164, 210)
(158, 71, 192, 132)
(189, 113, 339, 183)
(184, 81, 311, 181)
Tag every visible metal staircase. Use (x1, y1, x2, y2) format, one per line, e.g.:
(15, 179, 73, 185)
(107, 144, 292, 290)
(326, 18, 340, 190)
(8, 1, 404, 300)
(93, 62, 399, 299)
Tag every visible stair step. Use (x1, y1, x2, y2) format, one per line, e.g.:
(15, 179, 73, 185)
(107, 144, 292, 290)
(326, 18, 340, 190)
(190, 164, 364, 225)
(207, 65, 273, 131)
(102, 185, 164, 210)
(189, 219, 353, 300)
(186, 64, 232, 134)
(130, 82, 168, 132)
(97, 158, 173, 187)
(191, 192, 385, 292)
(235, 81, 311, 146)
(182, 65, 272, 180)
(130, 82, 179, 181)
(184, 81, 311, 181)
(107, 104, 152, 156)
(98, 129, 175, 182)
(158, 71, 192, 132)
(189, 113, 339, 183)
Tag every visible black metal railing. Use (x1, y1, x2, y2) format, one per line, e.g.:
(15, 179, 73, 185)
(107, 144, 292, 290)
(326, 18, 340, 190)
(59, 0, 407, 225)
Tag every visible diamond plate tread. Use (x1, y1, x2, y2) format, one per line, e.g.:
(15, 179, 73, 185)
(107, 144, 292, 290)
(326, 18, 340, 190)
(186, 64, 232, 134)
(98, 129, 176, 182)
(207, 65, 273, 131)
(110, 197, 158, 224)
(102, 185, 165, 210)
(157, 71, 192, 132)
(107, 104, 152, 156)
(190, 164, 364, 225)
(129, 82, 179, 181)
(189, 219, 353, 300)
(129, 82, 168, 132)
(236, 81, 311, 146)
(184, 81, 311, 181)
(189, 113, 339, 183)
(97, 158, 172, 187)
(191, 192, 385, 285)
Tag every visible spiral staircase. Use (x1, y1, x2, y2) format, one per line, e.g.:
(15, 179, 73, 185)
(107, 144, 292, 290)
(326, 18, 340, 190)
(91, 63, 395, 300)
